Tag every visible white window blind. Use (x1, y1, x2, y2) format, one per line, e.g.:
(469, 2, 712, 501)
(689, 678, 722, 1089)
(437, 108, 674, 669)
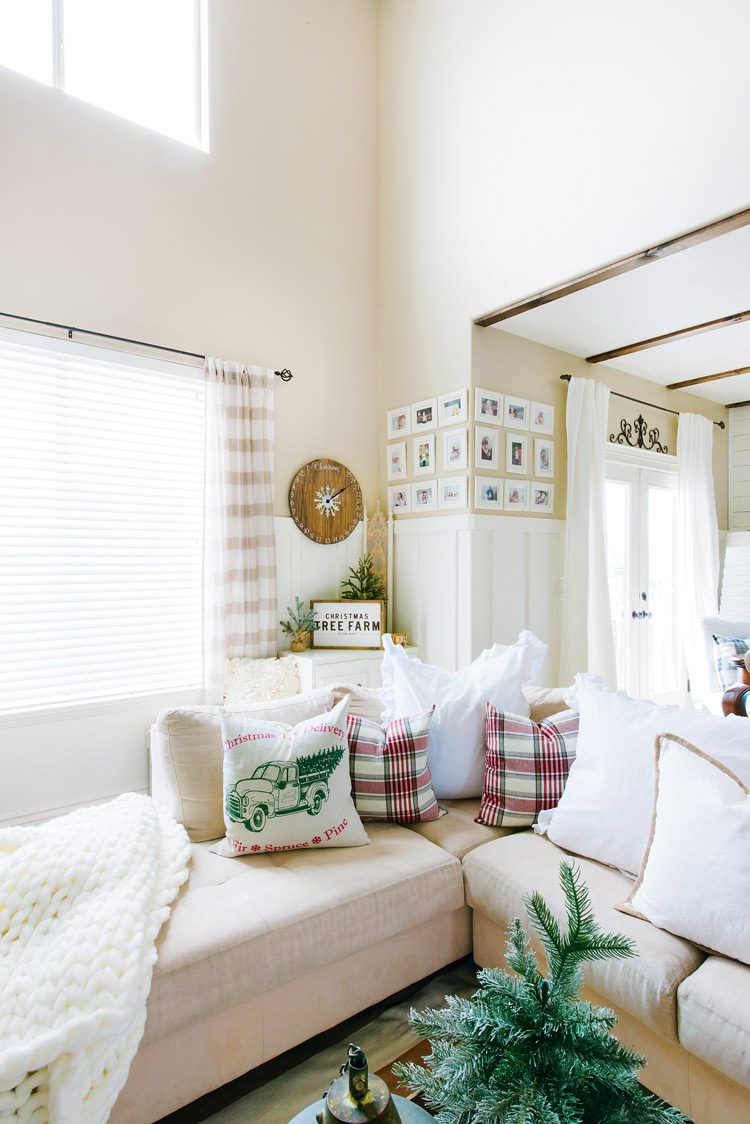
(0, 330, 205, 714)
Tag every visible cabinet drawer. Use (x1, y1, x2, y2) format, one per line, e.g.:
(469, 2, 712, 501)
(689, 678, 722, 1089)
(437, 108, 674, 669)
(314, 660, 380, 689)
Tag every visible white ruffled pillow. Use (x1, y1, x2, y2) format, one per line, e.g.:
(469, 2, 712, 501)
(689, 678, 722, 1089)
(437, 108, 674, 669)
(541, 674, 750, 876)
(381, 631, 547, 799)
(619, 734, 750, 966)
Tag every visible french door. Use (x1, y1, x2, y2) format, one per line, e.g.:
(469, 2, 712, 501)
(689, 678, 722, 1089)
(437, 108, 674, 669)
(605, 459, 681, 703)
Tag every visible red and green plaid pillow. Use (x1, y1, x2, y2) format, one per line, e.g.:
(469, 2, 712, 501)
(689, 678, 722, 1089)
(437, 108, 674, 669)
(346, 708, 440, 822)
(476, 703, 579, 828)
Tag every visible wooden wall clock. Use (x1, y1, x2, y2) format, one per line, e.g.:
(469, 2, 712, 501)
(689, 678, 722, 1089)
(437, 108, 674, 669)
(288, 459, 363, 544)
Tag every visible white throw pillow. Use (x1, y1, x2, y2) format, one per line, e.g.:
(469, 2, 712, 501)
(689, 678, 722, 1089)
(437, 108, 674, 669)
(542, 675, 750, 876)
(619, 734, 750, 966)
(217, 695, 369, 855)
(381, 631, 547, 799)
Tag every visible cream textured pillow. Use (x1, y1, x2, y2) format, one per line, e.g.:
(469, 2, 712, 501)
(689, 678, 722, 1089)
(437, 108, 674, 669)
(381, 631, 547, 799)
(542, 675, 750, 876)
(619, 734, 750, 966)
(151, 688, 334, 842)
(218, 696, 369, 855)
(223, 655, 300, 703)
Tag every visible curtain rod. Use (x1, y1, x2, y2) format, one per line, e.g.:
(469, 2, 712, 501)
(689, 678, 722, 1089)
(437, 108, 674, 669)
(559, 374, 725, 429)
(0, 310, 294, 381)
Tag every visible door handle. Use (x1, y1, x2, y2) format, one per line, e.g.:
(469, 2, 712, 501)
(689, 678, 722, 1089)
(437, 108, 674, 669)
(631, 610, 654, 620)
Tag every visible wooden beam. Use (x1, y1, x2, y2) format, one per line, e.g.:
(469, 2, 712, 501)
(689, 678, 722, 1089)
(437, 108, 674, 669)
(586, 308, 750, 364)
(473, 206, 750, 328)
(667, 365, 750, 390)
(727, 400, 750, 409)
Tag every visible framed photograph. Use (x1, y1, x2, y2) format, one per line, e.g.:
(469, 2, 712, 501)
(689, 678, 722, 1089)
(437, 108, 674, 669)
(534, 438, 554, 478)
(504, 479, 529, 510)
(505, 396, 529, 430)
(531, 483, 554, 513)
(387, 406, 411, 438)
(475, 425, 500, 469)
(411, 481, 437, 511)
(475, 476, 503, 511)
(475, 387, 503, 425)
(388, 485, 411, 514)
(438, 476, 468, 509)
(506, 433, 528, 474)
(442, 426, 468, 472)
(411, 397, 438, 431)
(387, 441, 407, 481)
(530, 401, 555, 434)
(438, 387, 468, 426)
(311, 600, 385, 650)
(413, 433, 435, 476)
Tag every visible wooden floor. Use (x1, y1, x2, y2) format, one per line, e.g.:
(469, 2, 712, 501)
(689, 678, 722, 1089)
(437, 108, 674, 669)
(160, 959, 478, 1124)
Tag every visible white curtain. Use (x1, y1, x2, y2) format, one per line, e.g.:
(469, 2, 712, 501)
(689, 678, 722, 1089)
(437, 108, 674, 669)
(559, 377, 617, 686)
(677, 412, 719, 701)
(203, 358, 277, 702)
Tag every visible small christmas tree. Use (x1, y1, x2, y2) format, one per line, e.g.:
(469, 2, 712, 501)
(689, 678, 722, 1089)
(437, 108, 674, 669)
(340, 554, 386, 601)
(395, 862, 689, 1124)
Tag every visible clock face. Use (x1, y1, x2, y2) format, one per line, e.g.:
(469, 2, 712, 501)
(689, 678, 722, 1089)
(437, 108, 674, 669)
(288, 459, 363, 544)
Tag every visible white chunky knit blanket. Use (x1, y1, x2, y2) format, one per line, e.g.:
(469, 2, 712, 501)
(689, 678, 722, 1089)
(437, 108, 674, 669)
(0, 793, 191, 1123)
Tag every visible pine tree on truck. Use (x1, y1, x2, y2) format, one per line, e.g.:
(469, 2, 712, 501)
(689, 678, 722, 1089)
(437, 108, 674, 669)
(225, 747, 345, 833)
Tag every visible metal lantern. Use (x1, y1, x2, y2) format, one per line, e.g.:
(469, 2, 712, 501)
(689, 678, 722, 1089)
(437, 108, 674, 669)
(288, 1043, 434, 1124)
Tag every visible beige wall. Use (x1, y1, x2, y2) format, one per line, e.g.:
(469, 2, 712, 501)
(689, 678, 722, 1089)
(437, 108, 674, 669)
(472, 328, 729, 528)
(378, 0, 750, 510)
(0, 0, 379, 515)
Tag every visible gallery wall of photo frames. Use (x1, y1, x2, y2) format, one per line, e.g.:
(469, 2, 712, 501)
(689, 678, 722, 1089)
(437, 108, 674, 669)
(386, 388, 555, 517)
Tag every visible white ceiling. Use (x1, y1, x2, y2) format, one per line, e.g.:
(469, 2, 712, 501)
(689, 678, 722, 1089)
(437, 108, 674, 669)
(495, 222, 750, 405)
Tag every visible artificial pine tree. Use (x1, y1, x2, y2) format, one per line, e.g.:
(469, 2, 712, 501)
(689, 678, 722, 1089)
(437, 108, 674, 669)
(395, 862, 689, 1124)
(340, 554, 386, 601)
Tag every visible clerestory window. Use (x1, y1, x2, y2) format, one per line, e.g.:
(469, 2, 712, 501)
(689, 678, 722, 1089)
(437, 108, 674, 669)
(0, 0, 208, 149)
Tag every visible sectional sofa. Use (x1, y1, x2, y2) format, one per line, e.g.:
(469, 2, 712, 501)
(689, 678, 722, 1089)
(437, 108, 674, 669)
(109, 689, 750, 1124)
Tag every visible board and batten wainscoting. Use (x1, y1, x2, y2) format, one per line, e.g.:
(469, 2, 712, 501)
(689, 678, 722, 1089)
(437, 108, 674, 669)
(392, 513, 564, 681)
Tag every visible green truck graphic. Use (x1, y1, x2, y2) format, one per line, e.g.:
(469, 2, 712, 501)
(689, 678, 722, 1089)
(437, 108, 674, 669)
(225, 746, 344, 833)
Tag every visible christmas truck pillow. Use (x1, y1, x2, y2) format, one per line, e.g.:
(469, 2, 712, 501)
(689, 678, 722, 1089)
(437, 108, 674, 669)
(217, 696, 370, 856)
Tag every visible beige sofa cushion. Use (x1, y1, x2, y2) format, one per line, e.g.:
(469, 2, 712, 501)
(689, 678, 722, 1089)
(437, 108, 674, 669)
(524, 685, 570, 723)
(330, 682, 386, 723)
(151, 688, 334, 842)
(407, 799, 518, 860)
(678, 956, 750, 1089)
(144, 822, 465, 1045)
(463, 831, 705, 1042)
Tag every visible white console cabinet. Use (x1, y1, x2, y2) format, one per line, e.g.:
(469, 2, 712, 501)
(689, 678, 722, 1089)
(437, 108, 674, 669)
(291, 647, 418, 692)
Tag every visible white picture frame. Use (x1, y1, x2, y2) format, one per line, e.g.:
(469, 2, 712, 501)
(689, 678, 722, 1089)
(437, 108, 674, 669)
(387, 406, 411, 438)
(438, 387, 468, 426)
(504, 479, 529, 510)
(388, 485, 411, 514)
(411, 480, 437, 511)
(530, 401, 555, 434)
(411, 397, 438, 431)
(475, 425, 500, 470)
(442, 426, 468, 472)
(531, 483, 554, 513)
(506, 433, 528, 474)
(534, 438, 554, 478)
(474, 387, 503, 425)
(413, 433, 436, 476)
(475, 476, 503, 510)
(438, 475, 468, 509)
(505, 396, 529, 430)
(387, 441, 407, 481)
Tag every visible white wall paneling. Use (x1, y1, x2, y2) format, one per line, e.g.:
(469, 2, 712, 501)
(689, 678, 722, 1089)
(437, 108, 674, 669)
(392, 515, 563, 680)
(730, 406, 750, 532)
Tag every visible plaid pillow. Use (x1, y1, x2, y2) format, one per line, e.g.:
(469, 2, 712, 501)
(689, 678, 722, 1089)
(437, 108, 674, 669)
(477, 704, 579, 828)
(347, 708, 440, 822)
(712, 633, 750, 690)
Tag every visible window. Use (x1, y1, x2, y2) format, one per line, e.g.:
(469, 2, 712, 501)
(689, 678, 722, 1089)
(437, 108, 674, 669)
(0, 0, 208, 149)
(0, 329, 205, 714)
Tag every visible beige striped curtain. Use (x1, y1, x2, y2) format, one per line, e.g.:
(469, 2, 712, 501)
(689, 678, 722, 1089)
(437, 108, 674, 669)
(203, 357, 277, 702)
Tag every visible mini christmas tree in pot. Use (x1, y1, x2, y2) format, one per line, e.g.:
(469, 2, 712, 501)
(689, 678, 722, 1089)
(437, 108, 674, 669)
(279, 596, 317, 653)
(340, 553, 386, 601)
(395, 861, 689, 1124)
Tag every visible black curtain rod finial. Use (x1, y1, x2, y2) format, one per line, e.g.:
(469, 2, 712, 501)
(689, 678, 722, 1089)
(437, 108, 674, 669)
(275, 368, 293, 381)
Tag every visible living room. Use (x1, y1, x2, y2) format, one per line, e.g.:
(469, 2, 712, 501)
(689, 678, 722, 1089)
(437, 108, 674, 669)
(1, 2, 749, 1122)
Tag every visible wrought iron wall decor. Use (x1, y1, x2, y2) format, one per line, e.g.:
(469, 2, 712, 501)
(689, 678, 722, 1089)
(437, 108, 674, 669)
(609, 414, 668, 453)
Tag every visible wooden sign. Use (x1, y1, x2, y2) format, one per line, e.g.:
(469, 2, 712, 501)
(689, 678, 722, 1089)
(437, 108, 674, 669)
(311, 600, 386, 649)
